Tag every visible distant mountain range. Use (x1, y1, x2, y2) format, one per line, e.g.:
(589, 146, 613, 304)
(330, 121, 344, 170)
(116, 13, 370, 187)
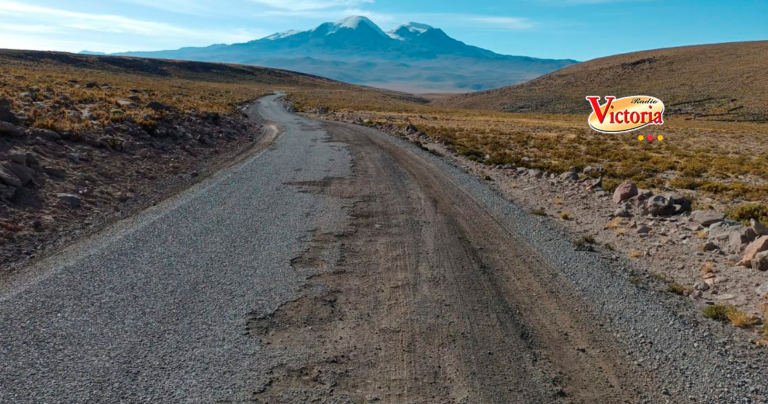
(104, 16, 577, 93)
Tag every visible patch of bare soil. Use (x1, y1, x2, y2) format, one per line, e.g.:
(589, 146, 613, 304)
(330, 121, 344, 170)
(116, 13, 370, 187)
(246, 122, 671, 403)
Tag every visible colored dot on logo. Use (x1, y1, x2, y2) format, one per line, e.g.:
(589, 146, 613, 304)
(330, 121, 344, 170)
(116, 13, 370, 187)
(648, 135, 654, 141)
(659, 135, 664, 141)
(638, 135, 644, 141)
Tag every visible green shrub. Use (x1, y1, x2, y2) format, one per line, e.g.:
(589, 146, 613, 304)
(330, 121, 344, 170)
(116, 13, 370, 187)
(728, 203, 768, 225)
(702, 305, 733, 321)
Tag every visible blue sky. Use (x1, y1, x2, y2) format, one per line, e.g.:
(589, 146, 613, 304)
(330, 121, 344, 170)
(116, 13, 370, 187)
(0, 0, 766, 61)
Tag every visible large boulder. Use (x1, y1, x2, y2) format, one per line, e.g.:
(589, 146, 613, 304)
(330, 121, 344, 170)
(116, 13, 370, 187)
(738, 236, 768, 267)
(690, 210, 726, 227)
(612, 181, 638, 204)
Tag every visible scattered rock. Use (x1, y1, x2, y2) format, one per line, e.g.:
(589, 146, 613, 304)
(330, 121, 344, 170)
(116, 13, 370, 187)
(727, 227, 757, 254)
(642, 194, 675, 216)
(0, 183, 16, 201)
(750, 218, 768, 236)
(752, 251, 768, 271)
(0, 165, 22, 188)
(636, 225, 652, 234)
(0, 121, 24, 137)
(0, 99, 20, 124)
(67, 153, 81, 164)
(612, 181, 638, 204)
(694, 282, 710, 291)
(587, 176, 602, 190)
(708, 221, 740, 243)
(690, 210, 726, 226)
(614, 203, 633, 218)
(559, 171, 579, 181)
(702, 241, 719, 251)
(527, 169, 543, 178)
(56, 193, 81, 208)
(146, 101, 173, 112)
(43, 166, 66, 179)
(5, 163, 34, 187)
(738, 236, 768, 267)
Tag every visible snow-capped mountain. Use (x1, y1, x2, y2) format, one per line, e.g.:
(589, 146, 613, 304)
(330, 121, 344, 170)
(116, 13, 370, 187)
(114, 16, 577, 92)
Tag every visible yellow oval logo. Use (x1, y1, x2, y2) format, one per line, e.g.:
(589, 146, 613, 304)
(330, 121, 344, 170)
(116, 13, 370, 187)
(586, 96, 665, 133)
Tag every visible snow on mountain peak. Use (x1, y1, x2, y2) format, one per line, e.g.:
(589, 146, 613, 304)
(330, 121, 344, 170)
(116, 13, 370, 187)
(387, 22, 434, 40)
(399, 22, 433, 34)
(325, 16, 389, 38)
(265, 29, 301, 41)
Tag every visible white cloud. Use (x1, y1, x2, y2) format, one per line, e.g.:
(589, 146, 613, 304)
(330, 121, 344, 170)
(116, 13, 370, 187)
(468, 16, 534, 30)
(0, 1, 268, 51)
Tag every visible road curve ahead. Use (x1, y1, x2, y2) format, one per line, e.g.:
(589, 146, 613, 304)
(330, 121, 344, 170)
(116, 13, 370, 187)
(0, 94, 761, 403)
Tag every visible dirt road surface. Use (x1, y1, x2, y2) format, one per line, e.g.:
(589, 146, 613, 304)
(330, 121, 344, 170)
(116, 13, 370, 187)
(0, 94, 765, 403)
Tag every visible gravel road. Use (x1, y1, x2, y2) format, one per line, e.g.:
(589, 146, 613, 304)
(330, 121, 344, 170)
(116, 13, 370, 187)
(1, 94, 766, 403)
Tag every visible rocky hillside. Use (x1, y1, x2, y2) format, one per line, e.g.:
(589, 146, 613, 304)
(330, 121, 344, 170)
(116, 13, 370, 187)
(436, 41, 768, 121)
(0, 50, 358, 270)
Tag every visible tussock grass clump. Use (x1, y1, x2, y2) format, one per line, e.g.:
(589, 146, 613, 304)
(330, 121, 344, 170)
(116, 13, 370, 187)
(530, 208, 547, 216)
(728, 203, 768, 226)
(703, 305, 733, 321)
(629, 249, 642, 258)
(560, 212, 571, 220)
(667, 284, 688, 295)
(703, 305, 757, 328)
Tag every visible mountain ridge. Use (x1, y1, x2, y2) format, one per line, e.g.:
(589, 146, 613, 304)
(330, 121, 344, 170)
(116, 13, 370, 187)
(108, 16, 577, 93)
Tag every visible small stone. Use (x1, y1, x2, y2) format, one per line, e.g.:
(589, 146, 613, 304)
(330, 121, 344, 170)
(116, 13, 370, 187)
(694, 282, 710, 291)
(636, 225, 652, 234)
(56, 193, 81, 208)
(43, 166, 66, 178)
(702, 241, 719, 251)
(559, 171, 579, 181)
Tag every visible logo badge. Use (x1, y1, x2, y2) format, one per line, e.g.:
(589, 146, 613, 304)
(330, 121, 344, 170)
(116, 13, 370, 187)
(586, 96, 664, 133)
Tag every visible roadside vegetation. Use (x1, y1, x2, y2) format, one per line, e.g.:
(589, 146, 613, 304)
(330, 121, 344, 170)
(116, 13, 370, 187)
(290, 91, 768, 209)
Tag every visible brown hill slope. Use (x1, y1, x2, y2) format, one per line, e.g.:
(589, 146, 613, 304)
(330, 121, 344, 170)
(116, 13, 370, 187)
(434, 41, 768, 121)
